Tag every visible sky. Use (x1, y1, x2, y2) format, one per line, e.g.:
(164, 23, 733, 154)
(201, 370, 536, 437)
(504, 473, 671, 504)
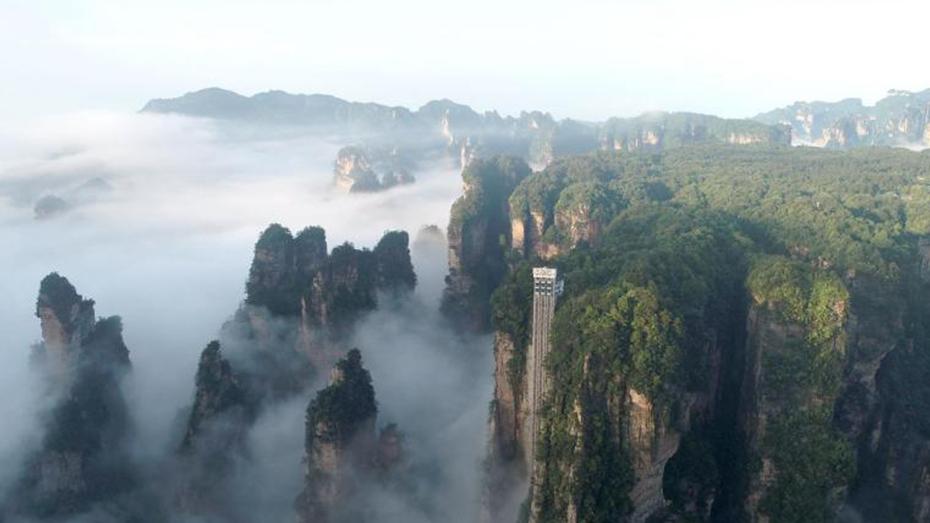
(3, 0, 930, 123)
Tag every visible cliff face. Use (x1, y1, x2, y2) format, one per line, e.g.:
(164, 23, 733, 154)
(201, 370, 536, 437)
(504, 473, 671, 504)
(373, 230, 418, 296)
(143, 88, 791, 180)
(738, 268, 852, 522)
(296, 349, 392, 523)
(600, 112, 791, 153)
(6, 274, 140, 521)
(33, 272, 96, 373)
(527, 319, 727, 523)
(486, 251, 928, 523)
(442, 157, 531, 331)
(245, 223, 326, 317)
(476, 147, 930, 523)
(178, 225, 416, 519)
(333, 145, 415, 193)
(737, 261, 930, 523)
(181, 342, 252, 453)
(484, 332, 532, 523)
(294, 354, 410, 523)
(482, 210, 745, 523)
(235, 223, 415, 371)
(841, 274, 930, 522)
(755, 89, 930, 148)
(175, 341, 255, 518)
(508, 158, 632, 261)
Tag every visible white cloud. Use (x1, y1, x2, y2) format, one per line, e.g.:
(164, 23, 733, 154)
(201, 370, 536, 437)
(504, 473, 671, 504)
(0, 112, 464, 508)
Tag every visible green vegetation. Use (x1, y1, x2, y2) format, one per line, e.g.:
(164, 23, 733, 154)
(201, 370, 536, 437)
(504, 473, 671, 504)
(600, 112, 789, 151)
(452, 156, 531, 228)
(490, 264, 534, 398)
(486, 145, 930, 521)
(294, 226, 328, 273)
(373, 230, 417, 293)
(305, 349, 377, 449)
(746, 257, 854, 522)
(36, 272, 94, 327)
(760, 408, 855, 523)
(244, 224, 412, 336)
(23, 313, 135, 518)
(443, 157, 531, 329)
(510, 145, 930, 278)
(747, 256, 849, 348)
(245, 223, 300, 315)
(520, 207, 748, 521)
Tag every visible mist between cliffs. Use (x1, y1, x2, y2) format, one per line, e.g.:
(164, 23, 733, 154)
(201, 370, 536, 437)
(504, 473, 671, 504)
(0, 110, 489, 522)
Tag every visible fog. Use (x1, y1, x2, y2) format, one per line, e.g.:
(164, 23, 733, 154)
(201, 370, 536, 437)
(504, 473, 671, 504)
(0, 111, 488, 521)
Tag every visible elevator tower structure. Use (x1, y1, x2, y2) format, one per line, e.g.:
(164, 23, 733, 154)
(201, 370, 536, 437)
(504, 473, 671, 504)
(527, 267, 563, 480)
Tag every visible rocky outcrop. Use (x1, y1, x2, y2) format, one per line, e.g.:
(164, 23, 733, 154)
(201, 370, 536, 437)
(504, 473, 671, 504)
(236, 223, 414, 370)
(481, 147, 930, 523)
(626, 388, 682, 521)
(33, 272, 96, 374)
(5, 274, 141, 521)
(181, 341, 252, 453)
(484, 332, 531, 523)
(178, 225, 415, 520)
(599, 112, 791, 152)
(175, 341, 255, 518)
(441, 157, 531, 331)
(737, 263, 915, 522)
(295, 349, 381, 523)
(510, 174, 619, 260)
(244, 223, 336, 317)
(840, 273, 930, 522)
(738, 302, 831, 521)
(144, 88, 791, 176)
(373, 230, 417, 296)
(482, 244, 733, 523)
(524, 338, 724, 523)
(333, 146, 415, 193)
(489, 332, 530, 466)
(205, 223, 414, 399)
(755, 89, 930, 148)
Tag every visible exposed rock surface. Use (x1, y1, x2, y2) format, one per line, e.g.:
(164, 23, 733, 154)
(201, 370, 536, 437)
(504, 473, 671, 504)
(333, 145, 415, 193)
(755, 89, 930, 149)
(177, 224, 416, 519)
(484, 332, 531, 523)
(510, 173, 620, 259)
(33, 272, 96, 372)
(484, 250, 930, 523)
(477, 148, 930, 522)
(296, 349, 406, 523)
(840, 274, 930, 522)
(4, 274, 144, 521)
(441, 157, 531, 331)
(373, 230, 418, 296)
(174, 341, 255, 519)
(236, 223, 415, 370)
(600, 112, 790, 152)
(143, 88, 791, 173)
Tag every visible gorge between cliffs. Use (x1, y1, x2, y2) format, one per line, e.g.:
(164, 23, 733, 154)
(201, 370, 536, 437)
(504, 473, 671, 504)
(3, 91, 930, 523)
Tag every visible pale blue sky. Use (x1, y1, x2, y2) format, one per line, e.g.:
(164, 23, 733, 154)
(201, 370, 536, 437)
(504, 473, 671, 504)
(3, 0, 930, 122)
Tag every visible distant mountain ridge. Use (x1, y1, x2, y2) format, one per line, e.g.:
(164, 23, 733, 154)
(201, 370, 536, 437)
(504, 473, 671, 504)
(144, 87, 443, 132)
(142, 88, 791, 178)
(754, 89, 930, 148)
